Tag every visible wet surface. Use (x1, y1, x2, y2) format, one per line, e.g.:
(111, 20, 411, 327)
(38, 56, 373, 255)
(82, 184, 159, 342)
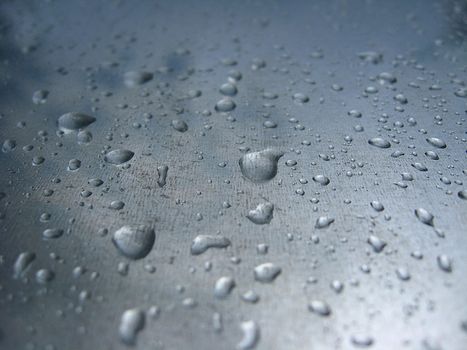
(0, 0, 466, 349)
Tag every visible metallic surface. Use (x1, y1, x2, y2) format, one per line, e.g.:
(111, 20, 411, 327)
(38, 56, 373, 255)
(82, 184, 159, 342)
(0, 0, 466, 349)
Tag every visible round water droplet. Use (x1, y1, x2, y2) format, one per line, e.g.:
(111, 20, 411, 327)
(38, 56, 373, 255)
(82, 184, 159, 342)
(215, 97, 236, 112)
(239, 149, 284, 183)
(171, 119, 188, 132)
(112, 225, 155, 259)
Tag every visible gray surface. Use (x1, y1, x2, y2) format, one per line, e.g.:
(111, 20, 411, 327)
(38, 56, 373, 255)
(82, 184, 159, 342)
(0, 0, 466, 349)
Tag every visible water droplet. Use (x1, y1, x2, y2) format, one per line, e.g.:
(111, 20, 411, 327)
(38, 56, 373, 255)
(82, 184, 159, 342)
(292, 93, 309, 103)
(215, 97, 236, 112)
(190, 235, 231, 255)
(157, 165, 169, 187)
(237, 320, 260, 350)
(119, 308, 145, 345)
(219, 83, 237, 96)
(77, 130, 93, 145)
(112, 225, 155, 259)
(124, 71, 153, 88)
(36, 269, 54, 284)
(241, 290, 260, 303)
(43, 228, 64, 239)
(351, 333, 374, 347)
(32, 89, 49, 104)
(308, 300, 331, 316)
(370, 200, 384, 212)
(247, 202, 274, 224)
(13, 252, 36, 279)
(458, 190, 467, 200)
(426, 137, 446, 149)
(412, 162, 428, 171)
(172, 119, 188, 132)
(239, 149, 284, 183)
(104, 149, 134, 165)
(368, 137, 390, 148)
(313, 175, 330, 186)
(254, 263, 281, 283)
(396, 267, 411, 281)
(58, 112, 96, 132)
(68, 158, 81, 171)
(315, 216, 334, 229)
(414, 208, 434, 226)
(367, 235, 386, 253)
(214, 276, 235, 299)
(348, 110, 362, 118)
(2, 139, 16, 153)
(437, 254, 452, 272)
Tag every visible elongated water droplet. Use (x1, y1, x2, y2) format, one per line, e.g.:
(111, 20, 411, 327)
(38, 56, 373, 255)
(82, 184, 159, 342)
(157, 165, 168, 187)
(119, 308, 145, 345)
(214, 276, 235, 299)
(237, 321, 260, 350)
(414, 208, 434, 226)
(254, 263, 281, 283)
(104, 149, 134, 165)
(124, 71, 153, 88)
(190, 235, 231, 255)
(43, 228, 64, 239)
(426, 137, 446, 148)
(437, 254, 452, 272)
(308, 300, 331, 316)
(315, 216, 334, 229)
(58, 112, 95, 132)
(368, 137, 390, 148)
(13, 252, 36, 278)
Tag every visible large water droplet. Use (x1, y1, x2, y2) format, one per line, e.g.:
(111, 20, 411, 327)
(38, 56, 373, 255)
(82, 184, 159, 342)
(239, 149, 284, 183)
(426, 137, 446, 149)
(112, 225, 155, 259)
(190, 235, 231, 255)
(247, 202, 274, 224)
(58, 112, 96, 132)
